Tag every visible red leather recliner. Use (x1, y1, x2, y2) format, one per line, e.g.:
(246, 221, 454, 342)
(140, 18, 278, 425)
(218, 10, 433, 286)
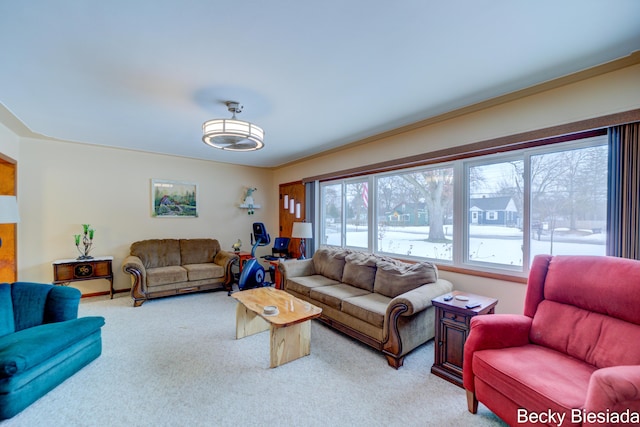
(464, 255, 640, 427)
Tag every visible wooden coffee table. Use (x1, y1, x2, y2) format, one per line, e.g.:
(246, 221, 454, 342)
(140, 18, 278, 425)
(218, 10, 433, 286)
(230, 287, 322, 368)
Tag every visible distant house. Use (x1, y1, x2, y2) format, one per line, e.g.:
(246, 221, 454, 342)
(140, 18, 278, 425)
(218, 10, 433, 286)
(385, 202, 428, 226)
(469, 196, 519, 226)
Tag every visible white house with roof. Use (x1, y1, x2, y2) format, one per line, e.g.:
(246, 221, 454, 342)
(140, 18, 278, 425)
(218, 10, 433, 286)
(469, 196, 519, 227)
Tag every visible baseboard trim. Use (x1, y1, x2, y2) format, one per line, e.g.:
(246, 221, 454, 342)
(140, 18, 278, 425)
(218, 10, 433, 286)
(81, 288, 129, 299)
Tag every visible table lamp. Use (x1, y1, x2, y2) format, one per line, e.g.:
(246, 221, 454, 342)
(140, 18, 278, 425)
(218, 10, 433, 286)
(291, 222, 313, 259)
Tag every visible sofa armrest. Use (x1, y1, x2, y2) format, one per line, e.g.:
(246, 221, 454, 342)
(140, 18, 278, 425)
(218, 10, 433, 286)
(214, 251, 239, 285)
(584, 365, 640, 416)
(279, 259, 315, 280)
(214, 250, 238, 267)
(122, 255, 146, 304)
(382, 279, 454, 368)
(463, 314, 532, 393)
(388, 278, 454, 316)
(122, 255, 145, 276)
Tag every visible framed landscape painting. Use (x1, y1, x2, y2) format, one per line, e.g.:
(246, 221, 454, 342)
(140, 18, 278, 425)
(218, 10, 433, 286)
(151, 179, 198, 217)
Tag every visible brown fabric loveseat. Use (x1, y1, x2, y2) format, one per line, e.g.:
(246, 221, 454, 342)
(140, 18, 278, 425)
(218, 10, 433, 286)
(122, 238, 237, 307)
(280, 247, 453, 368)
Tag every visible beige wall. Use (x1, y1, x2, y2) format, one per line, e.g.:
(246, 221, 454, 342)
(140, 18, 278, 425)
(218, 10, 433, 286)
(273, 62, 640, 315)
(0, 122, 19, 163)
(16, 138, 276, 295)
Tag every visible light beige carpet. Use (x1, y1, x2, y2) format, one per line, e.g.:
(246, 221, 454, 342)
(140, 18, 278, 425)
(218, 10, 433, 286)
(3, 291, 506, 427)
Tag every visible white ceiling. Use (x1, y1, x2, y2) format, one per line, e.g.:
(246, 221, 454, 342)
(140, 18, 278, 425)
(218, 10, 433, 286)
(1, 1, 639, 168)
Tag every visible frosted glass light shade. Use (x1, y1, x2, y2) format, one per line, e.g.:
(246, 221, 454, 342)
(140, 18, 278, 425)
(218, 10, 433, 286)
(202, 119, 264, 151)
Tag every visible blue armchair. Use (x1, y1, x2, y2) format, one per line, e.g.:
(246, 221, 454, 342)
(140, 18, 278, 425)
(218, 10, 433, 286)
(0, 282, 105, 419)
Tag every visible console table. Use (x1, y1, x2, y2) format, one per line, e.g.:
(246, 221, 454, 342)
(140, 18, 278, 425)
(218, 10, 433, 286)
(52, 256, 114, 298)
(431, 291, 498, 387)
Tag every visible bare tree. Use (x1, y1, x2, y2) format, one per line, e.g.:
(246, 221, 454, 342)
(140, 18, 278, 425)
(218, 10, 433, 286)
(401, 168, 453, 241)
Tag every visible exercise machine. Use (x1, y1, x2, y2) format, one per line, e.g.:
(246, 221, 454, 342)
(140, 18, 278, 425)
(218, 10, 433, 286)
(236, 222, 272, 292)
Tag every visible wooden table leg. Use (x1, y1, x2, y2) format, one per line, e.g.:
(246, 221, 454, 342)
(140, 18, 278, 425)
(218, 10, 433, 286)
(235, 303, 269, 339)
(270, 319, 311, 368)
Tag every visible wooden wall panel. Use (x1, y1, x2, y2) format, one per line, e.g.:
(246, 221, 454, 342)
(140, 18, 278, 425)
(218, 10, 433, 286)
(279, 181, 305, 259)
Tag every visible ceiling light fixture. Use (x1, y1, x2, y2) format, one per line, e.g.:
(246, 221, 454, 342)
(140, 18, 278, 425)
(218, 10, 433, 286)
(202, 101, 264, 151)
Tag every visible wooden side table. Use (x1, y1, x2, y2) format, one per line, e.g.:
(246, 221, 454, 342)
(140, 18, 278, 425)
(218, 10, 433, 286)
(52, 256, 114, 299)
(268, 260, 281, 289)
(268, 259, 292, 289)
(431, 290, 498, 387)
(236, 252, 253, 272)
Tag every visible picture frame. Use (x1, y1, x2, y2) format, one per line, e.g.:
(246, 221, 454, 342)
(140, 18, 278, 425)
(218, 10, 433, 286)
(151, 179, 198, 217)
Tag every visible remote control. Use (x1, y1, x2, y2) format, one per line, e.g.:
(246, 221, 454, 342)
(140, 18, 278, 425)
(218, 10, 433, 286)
(465, 302, 481, 309)
(443, 295, 453, 301)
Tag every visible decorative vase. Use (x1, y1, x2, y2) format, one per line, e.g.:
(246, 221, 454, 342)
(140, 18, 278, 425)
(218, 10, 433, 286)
(74, 224, 95, 260)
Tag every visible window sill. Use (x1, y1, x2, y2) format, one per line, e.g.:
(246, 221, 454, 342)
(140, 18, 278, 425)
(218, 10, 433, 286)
(437, 264, 528, 284)
(385, 254, 528, 284)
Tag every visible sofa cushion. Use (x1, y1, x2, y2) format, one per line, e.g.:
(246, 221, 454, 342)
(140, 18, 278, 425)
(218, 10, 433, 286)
(0, 286, 14, 338)
(309, 284, 370, 310)
(342, 252, 377, 292)
(312, 248, 349, 282)
(180, 239, 220, 265)
(0, 316, 105, 378)
(183, 263, 224, 281)
(373, 259, 438, 298)
(286, 275, 340, 297)
(473, 344, 595, 416)
(146, 266, 188, 287)
(342, 293, 391, 328)
(131, 239, 181, 269)
(530, 300, 640, 368)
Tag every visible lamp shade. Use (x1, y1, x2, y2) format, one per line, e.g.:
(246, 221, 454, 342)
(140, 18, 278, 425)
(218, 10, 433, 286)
(0, 196, 19, 223)
(291, 222, 313, 239)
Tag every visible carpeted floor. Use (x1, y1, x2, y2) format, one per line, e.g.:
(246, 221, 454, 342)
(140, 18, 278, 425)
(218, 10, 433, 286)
(2, 291, 507, 427)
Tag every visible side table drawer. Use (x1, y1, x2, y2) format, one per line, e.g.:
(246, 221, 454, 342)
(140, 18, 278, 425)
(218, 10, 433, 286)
(443, 310, 468, 325)
(53, 264, 75, 281)
(92, 261, 112, 277)
(52, 256, 114, 299)
(54, 260, 111, 281)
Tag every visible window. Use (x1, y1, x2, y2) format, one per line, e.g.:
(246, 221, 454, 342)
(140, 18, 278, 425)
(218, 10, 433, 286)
(345, 180, 368, 248)
(376, 166, 453, 260)
(529, 143, 607, 259)
(321, 183, 342, 246)
(320, 179, 368, 249)
(466, 159, 524, 269)
(318, 133, 608, 277)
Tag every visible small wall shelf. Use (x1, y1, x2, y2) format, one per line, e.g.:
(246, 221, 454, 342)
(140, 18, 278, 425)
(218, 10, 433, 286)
(239, 204, 261, 209)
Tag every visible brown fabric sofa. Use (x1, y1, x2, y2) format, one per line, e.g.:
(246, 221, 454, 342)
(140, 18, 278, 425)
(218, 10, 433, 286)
(122, 238, 237, 307)
(280, 247, 453, 368)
